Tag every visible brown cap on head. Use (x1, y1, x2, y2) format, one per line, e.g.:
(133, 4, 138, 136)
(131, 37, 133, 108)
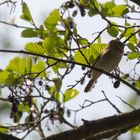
(108, 40, 124, 52)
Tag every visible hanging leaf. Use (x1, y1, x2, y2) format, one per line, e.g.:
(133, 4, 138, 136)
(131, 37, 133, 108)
(107, 25, 119, 37)
(21, 29, 38, 38)
(127, 52, 140, 60)
(48, 86, 60, 101)
(53, 78, 62, 93)
(62, 89, 79, 103)
(44, 9, 60, 30)
(20, 2, 33, 23)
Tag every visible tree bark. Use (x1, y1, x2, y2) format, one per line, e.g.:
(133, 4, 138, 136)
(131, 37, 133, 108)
(42, 108, 140, 140)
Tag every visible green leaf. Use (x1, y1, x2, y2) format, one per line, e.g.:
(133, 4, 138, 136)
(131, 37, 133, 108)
(74, 48, 90, 64)
(44, 9, 60, 30)
(43, 37, 55, 55)
(57, 62, 67, 69)
(97, 37, 101, 44)
(107, 25, 119, 37)
(90, 43, 106, 60)
(31, 61, 46, 77)
(130, 126, 140, 134)
(48, 86, 60, 101)
(20, 2, 33, 23)
(127, 43, 137, 51)
(18, 104, 30, 112)
(47, 59, 58, 73)
(0, 126, 9, 133)
(6, 57, 26, 75)
(88, 7, 98, 17)
(62, 89, 79, 103)
(123, 28, 137, 44)
(77, 38, 88, 46)
(19, 58, 26, 74)
(43, 35, 64, 56)
(112, 5, 128, 17)
(26, 56, 32, 73)
(0, 71, 14, 85)
(134, 80, 140, 90)
(127, 52, 140, 60)
(21, 28, 38, 38)
(100, 1, 116, 16)
(53, 78, 62, 93)
(25, 42, 44, 54)
(73, 27, 77, 37)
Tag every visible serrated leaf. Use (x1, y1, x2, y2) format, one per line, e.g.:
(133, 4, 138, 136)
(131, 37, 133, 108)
(107, 26, 119, 37)
(127, 52, 140, 60)
(43, 37, 55, 55)
(20, 2, 33, 23)
(25, 42, 44, 54)
(22, 29, 38, 38)
(44, 9, 60, 30)
(53, 78, 62, 93)
(62, 89, 79, 103)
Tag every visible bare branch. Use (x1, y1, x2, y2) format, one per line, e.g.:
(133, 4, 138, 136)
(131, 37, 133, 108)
(42, 108, 140, 140)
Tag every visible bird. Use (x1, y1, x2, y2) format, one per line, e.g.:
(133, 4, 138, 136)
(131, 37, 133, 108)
(84, 39, 124, 93)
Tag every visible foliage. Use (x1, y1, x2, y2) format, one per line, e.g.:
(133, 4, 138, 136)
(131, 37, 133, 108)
(0, 0, 140, 140)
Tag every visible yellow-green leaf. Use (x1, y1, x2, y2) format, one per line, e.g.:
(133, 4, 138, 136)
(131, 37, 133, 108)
(62, 89, 79, 103)
(22, 29, 38, 38)
(20, 2, 33, 22)
(127, 52, 140, 60)
(25, 42, 44, 54)
(44, 9, 60, 30)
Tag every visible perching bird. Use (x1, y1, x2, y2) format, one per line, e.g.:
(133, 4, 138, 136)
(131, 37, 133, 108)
(84, 39, 124, 92)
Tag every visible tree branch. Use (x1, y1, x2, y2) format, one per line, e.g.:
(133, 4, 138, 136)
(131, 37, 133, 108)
(42, 108, 140, 140)
(0, 49, 139, 94)
(0, 132, 21, 140)
(129, 0, 140, 6)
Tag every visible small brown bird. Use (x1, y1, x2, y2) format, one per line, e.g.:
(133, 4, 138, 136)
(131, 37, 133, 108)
(84, 40, 124, 92)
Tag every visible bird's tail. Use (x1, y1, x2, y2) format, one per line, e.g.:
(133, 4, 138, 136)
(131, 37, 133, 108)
(84, 79, 95, 93)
